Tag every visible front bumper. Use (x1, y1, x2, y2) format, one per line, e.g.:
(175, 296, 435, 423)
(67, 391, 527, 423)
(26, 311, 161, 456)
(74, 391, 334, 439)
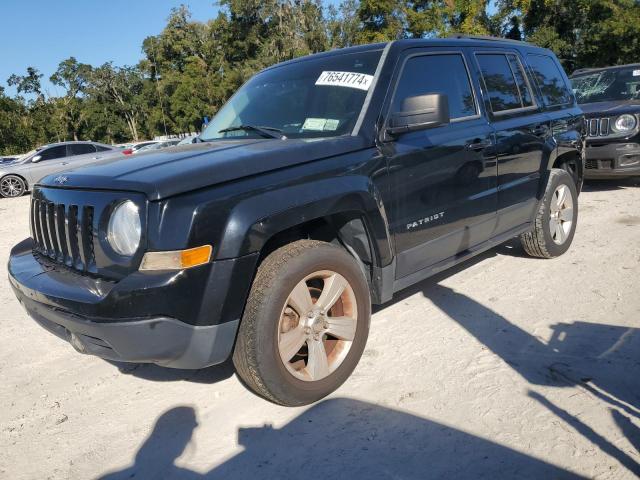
(584, 141, 640, 178)
(8, 238, 259, 368)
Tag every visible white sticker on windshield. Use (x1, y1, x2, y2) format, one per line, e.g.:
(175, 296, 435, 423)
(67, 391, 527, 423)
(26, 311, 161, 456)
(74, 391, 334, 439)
(633, 69, 640, 76)
(302, 118, 341, 131)
(324, 119, 340, 131)
(302, 118, 328, 131)
(316, 71, 374, 91)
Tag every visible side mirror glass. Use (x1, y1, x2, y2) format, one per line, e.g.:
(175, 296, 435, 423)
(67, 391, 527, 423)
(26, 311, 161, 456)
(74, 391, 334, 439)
(31, 155, 42, 163)
(387, 93, 450, 136)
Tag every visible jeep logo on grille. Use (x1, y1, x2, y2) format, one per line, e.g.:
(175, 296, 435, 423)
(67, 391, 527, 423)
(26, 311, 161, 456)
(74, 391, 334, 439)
(54, 175, 69, 185)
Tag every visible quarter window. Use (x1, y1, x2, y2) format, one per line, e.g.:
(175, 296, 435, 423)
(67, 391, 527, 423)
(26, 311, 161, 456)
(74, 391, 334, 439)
(527, 54, 573, 106)
(477, 53, 535, 113)
(392, 54, 477, 119)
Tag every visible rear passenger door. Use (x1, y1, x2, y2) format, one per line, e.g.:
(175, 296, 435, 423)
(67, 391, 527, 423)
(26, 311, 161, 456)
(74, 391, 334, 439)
(525, 53, 583, 185)
(382, 49, 498, 280)
(474, 50, 555, 234)
(62, 143, 96, 168)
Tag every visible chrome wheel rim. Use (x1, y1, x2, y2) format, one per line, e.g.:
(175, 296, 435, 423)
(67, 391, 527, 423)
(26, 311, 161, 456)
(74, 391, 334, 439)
(549, 184, 574, 245)
(277, 270, 357, 382)
(0, 177, 24, 198)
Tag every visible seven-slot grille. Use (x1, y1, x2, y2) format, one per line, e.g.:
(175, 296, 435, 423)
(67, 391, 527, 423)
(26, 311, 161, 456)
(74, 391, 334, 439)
(587, 117, 610, 137)
(30, 198, 96, 273)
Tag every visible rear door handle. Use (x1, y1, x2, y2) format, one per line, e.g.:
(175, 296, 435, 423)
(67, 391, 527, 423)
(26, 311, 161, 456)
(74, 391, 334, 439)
(466, 139, 492, 151)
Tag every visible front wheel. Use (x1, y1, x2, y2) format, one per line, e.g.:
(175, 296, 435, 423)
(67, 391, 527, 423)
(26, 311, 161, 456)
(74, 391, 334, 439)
(0, 175, 26, 198)
(520, 168, 578, 258)
(233, 240, 371, 406)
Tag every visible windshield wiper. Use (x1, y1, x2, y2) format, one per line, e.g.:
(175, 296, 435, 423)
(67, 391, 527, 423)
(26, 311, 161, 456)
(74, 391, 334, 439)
(218, 125, 286, 140)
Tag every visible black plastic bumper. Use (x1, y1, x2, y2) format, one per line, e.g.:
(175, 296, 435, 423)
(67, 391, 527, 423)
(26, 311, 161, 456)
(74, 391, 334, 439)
(8, 238, 259, 368)
(584, 141, 640, 178)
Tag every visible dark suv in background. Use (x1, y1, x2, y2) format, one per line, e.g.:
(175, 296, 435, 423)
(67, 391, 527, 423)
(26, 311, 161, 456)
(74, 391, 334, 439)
(571, 64, 640, 179)
(9, 37, 584, 406)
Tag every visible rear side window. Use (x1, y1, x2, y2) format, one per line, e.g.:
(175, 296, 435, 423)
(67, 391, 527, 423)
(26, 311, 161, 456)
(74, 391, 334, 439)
(392, 53, 477, 119)
(527, 54, 573, 106)
(38, 145, 67, 161)
(68, 144, 97, 156)
(95, 145, 111, 152)
(476, 53, 535, 113)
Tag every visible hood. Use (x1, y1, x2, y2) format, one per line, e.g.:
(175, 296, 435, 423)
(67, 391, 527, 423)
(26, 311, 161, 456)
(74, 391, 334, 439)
(578, 99, 640, 116)
(39, 136, 370, 200)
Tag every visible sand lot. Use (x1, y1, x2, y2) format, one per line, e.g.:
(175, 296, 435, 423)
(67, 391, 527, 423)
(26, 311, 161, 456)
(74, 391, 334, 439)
(0, 180, 639, 479)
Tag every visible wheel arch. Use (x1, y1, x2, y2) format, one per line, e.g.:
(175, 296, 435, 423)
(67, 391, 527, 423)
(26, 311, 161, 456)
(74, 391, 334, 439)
(217, 177, 395, 303)
(553, 150, 584, 193)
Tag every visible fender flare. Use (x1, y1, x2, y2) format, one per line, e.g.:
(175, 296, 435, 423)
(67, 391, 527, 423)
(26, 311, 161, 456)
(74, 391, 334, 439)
(216, 175, 394, 267)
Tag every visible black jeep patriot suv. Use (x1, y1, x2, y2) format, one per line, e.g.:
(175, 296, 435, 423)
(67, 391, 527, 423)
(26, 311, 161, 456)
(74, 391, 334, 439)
(571, 63, 640, 178)
(9, 37, 584, 406)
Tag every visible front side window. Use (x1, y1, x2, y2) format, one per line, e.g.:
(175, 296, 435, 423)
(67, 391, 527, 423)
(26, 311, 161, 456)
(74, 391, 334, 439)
(201, 50, 383, 141)
(38, 146, 67, 161)
(527, 54, 573, 106)
(477, 53, 535, 113)
(391, 53, 477, 119)
(571, 66, 640, 104)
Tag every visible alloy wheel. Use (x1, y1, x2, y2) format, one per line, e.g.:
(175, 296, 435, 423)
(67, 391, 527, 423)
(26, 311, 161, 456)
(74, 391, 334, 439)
(277, 270, 358, 382)
(549, 184, 574, 245)
(0, 176, 25, 198)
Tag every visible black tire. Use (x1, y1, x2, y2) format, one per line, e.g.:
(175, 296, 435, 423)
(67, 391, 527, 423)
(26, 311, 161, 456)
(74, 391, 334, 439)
(0, 175, 27, 198)
(520, 168, 578, 258)
(233, 239, 371, 406)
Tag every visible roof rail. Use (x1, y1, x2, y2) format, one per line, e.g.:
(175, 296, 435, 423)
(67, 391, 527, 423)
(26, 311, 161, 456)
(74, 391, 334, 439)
(447, 34, 531, 46)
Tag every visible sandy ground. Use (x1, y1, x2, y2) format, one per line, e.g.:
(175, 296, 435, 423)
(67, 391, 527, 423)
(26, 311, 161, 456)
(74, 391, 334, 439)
(0, 180, 639, 480)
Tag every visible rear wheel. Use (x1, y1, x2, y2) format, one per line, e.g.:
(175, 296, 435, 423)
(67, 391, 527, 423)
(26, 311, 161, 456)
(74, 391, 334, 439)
(0, 175, 26, 198)
(233, 240, 371, 406)
(520, 168, 578, 258)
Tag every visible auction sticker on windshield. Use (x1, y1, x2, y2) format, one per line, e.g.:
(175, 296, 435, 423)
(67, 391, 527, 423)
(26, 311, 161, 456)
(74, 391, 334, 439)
(316, 71, 374, 91)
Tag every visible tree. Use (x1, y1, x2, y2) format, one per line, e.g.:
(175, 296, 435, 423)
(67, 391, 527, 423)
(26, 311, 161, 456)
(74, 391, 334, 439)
(7, 67, 45, 103)
(50, 57, 92, 140)
(89, 63, 146, 141)
(355, 0, 405, 43)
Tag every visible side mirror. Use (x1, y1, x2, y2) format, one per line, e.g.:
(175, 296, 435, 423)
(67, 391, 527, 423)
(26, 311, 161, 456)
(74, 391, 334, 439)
(31, 155, 42, 163)
(387, 93, 450, 136)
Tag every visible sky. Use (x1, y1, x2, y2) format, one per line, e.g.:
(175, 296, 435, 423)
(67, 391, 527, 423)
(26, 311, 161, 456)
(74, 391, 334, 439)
(0, 0, 221, 97)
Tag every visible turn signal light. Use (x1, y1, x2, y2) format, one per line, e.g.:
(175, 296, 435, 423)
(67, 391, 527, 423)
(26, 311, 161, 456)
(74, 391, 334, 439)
(140, 245, 213, 271)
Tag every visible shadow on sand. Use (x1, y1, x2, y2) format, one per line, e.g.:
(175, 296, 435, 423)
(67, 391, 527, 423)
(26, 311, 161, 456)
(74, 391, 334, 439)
(417, 284, 640, 476)
(98, 399, 588, 480)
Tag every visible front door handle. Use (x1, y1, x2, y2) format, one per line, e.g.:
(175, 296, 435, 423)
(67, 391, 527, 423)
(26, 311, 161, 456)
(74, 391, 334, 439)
(466, 139, 492, 151)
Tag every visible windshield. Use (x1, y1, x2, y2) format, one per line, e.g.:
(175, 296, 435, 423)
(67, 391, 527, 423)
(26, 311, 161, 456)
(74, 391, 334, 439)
(200, 49, 383, 141)
(571, 67, 640, 103)
(14, 149, 39, 163)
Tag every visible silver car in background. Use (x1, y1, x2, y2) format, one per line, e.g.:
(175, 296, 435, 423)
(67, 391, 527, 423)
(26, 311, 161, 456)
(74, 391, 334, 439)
(0, 141, 117, 198)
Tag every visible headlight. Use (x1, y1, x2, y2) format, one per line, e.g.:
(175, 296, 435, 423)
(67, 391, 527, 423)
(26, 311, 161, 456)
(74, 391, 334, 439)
(614, 114, 637, 132)
(107, 200, 141, 256)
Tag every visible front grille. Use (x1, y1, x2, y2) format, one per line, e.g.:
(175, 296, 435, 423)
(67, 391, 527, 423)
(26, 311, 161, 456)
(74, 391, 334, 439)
(30, 198, 96, 273)
(587, 117, 610, 137)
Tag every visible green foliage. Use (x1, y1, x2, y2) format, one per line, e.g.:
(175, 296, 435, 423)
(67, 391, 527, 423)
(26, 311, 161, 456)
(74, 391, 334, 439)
(2, 0, 640, 154)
